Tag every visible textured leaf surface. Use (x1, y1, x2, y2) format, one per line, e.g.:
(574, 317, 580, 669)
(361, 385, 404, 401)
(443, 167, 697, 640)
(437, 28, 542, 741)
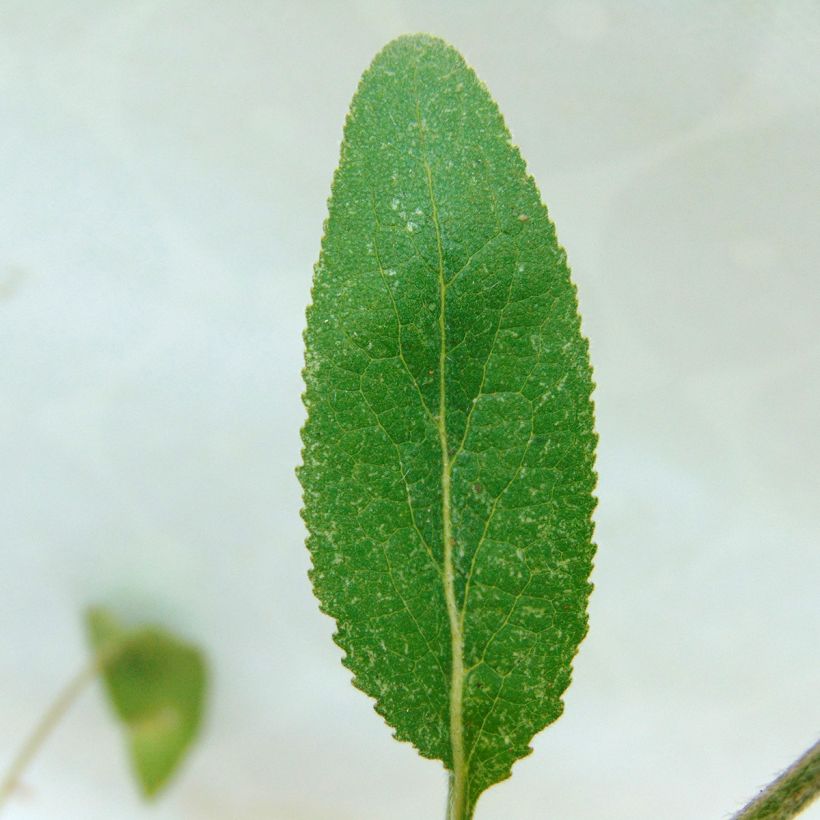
(300, 34, 596, 816)
(87, 608, 207, 798)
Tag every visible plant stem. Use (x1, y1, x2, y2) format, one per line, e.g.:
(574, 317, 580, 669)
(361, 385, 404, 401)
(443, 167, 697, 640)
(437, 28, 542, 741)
(734, 739, 820, 819)
(0, 651, 109, 811)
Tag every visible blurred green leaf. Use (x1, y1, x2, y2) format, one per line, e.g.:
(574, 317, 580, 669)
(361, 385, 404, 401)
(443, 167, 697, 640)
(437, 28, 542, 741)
(86, 608, 207, 798)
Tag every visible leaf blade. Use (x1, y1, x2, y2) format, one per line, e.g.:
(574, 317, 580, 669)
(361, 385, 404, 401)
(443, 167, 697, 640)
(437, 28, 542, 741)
(301, 34, 596, 815)
(87, 608, 207, 798)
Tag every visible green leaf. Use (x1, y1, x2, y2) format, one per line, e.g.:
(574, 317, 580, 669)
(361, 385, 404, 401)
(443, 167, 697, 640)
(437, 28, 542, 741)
(300, 34, 596, 818)
(86, 608, 207, 798)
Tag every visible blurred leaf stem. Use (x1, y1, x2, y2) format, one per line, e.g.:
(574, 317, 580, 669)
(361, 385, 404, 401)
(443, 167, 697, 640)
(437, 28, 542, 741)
(0, 645, 117, 812)
(734, 739, 820, 820)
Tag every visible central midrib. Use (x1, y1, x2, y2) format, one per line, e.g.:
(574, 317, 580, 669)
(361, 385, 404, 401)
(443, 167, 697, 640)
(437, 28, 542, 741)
(417, 135, 468, 819)
(411, 55, 467, 816)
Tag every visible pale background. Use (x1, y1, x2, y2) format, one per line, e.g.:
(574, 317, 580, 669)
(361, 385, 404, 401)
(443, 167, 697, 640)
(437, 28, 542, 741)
(1, 2, 818, 818)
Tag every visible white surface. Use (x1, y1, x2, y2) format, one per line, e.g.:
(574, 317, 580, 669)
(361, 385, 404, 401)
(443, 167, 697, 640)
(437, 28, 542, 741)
(1, 2, 818, 818)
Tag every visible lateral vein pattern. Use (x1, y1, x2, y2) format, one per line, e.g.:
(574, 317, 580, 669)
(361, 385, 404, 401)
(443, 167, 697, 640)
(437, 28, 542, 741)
(300, 34, 597, 817)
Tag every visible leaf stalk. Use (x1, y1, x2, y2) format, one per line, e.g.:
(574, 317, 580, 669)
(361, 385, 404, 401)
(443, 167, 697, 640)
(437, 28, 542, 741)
(0, 640, 127, 812)
(447, 770, 474, 820)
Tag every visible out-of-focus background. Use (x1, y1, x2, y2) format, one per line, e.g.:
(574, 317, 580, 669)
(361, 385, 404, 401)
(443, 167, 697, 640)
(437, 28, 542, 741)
(1, 2, 818, 818)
